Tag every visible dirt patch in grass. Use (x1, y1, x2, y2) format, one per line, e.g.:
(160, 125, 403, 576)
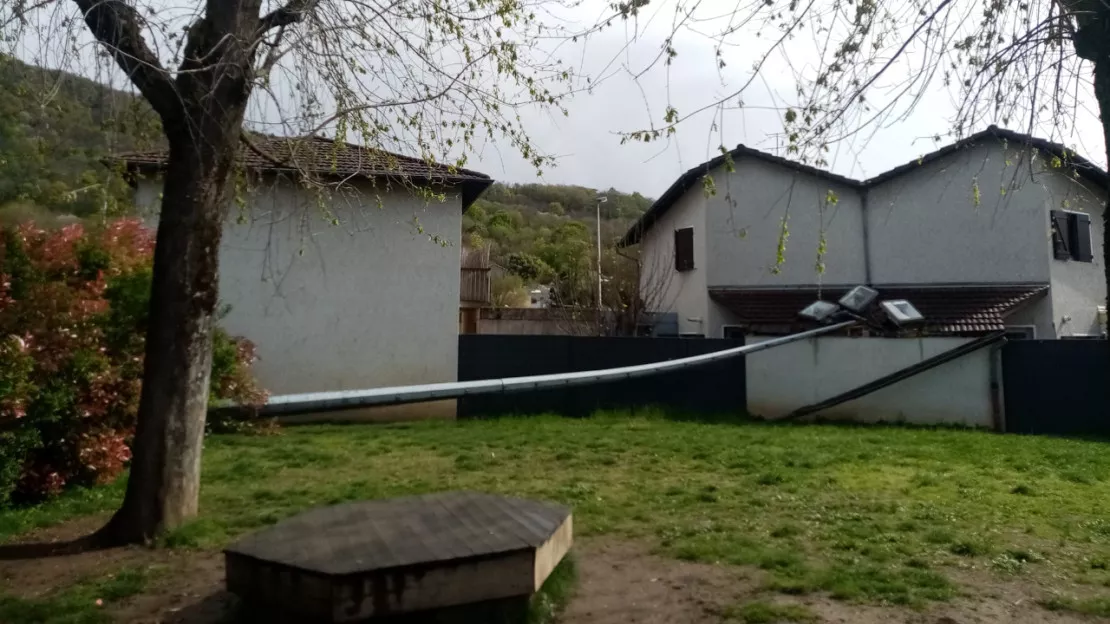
(0, 516, 227, 623)
(1, 527, 1107, 624)
(562, 538, 755, 623)
(563, 539, 1100, 624)
(0, 514, 128, 599)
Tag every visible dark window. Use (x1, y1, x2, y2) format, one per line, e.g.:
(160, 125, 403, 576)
(722, 326, 747, 340)
(679, 332, 705, 339)
(1051, 210, 1071, 260)
(1005, 326, 1036, 340)
(1069, 212, 1094, 262)
(674, 227, 695, 272)
(1051, 210, 1094, 262)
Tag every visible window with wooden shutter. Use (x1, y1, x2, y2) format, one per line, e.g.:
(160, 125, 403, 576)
(674, 227, 695, 272)
(1051, 210, 1071, 260)
(1068, 212, 1093, 262)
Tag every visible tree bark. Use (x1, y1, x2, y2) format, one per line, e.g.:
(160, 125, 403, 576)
(94, 0, 265, 544)
(1097, 60, 1110, 340)
(97, 140, 229, 543)
(1065, 1, 1110, 343)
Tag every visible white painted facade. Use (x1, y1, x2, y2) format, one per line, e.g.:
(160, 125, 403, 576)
(746, 336, 995, 428)
(1043, 176, 1107, 337)
(637, 137, 1106, 339)
(638, 188, 710, 336)
(134, 175, 464, 419)
(705, 157, 866, 288)
(866, 143, 1051, 285)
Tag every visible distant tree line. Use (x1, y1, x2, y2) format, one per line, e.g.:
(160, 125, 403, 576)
(0, 55, 659, 315)
(463, 182, 652, 310)
(0, 56, 160, 222)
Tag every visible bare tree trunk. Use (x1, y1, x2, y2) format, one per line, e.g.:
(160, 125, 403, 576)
(1068, 3, 1110, 351)
(98, 142, 227, 543)
(92, 1, 263, 544)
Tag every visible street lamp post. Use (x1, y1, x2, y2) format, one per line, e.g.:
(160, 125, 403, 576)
(595, 195, 608, 330)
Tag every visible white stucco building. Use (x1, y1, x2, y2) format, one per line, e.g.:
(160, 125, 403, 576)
(121, 136, 492, 420)
(620, 126, 1108, 341)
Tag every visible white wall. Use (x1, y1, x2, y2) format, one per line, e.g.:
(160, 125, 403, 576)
(135, 175, 463, 417)
(1043, 176, 1107, 337)
(705, 156, 866, 288)
(867, 142, 1052, 285)
(746, 336, 995, 428)
(639, 188, 709, 335)
(1004, 297, 1055, 339)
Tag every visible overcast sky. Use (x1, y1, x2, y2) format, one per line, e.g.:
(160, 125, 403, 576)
(10, 0, 1106, 200)
(463, 2, 1107, 198)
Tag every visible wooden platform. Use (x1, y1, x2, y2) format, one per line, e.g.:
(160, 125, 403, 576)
(225, 491, 573, 622)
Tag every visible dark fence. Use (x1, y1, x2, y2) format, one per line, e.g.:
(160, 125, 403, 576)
(457, 335, 746, 418)
(1002, 340, 1109, 436)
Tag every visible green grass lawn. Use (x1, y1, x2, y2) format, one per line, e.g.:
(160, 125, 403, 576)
(4, 412, 1110, 617)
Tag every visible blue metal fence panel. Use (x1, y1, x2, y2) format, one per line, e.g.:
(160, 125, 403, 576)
(1001, 340, 1109, 436)
(457, 334, 746, 418)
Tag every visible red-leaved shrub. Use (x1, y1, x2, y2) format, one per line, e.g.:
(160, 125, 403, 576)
(0, 219, 267, 505)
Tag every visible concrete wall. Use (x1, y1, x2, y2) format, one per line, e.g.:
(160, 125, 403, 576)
(135, 175, 463, 419)
(705, 156, 866, 288)
(1004, 297, 1055, 339)
(639, 186, 709, 335)
(746, 336, 995, 427)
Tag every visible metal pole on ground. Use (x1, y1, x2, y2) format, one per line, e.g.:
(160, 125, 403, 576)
(212, 320, 857, 418)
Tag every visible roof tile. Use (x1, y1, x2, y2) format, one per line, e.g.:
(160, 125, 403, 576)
(113, 134, 491, 185)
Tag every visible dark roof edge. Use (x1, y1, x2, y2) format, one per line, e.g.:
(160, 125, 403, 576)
(861, 126, 1108, 190)
(620, 126, 1108, 248)
(617, 146, 860, 248)
(116, 159, 494, 210)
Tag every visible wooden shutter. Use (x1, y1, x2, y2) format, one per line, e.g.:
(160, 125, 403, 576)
(1051, 210, 1071, 260)
(674, 227, 695, 271)
(1069, 212, 1093, 262)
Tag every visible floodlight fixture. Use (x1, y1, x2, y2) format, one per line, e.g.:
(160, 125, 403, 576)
(799, 300, 839, 323)
(881, 300, 925, 325)
(838, 285, 879, 315)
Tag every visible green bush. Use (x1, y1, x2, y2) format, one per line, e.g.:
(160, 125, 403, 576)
(0, 220, 266, 505)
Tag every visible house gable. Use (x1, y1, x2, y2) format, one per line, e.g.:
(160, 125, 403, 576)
(702, 154, 867, 289)
(621, 126, 1107, 252)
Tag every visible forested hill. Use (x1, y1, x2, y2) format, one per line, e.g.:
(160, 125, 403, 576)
(481, 183, 652, 220)
(0, 56, 655, 305)
(463, 182, 654, 307)
(0, 55, 161, 221)
(463, 182, 651, 270)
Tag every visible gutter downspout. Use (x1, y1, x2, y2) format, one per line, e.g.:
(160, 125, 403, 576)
(989, 341, 1008, 432)
(784, 332, 1006, 420)
(860, 188, 873, 285)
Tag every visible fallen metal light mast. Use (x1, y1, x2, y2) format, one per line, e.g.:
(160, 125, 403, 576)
(217, 320, 857, 417)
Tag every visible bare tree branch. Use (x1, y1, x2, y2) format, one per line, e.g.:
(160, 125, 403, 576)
(260, 0, 319, 32)
(1, 0, 56, 29)
(71, 0, 180, 121)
